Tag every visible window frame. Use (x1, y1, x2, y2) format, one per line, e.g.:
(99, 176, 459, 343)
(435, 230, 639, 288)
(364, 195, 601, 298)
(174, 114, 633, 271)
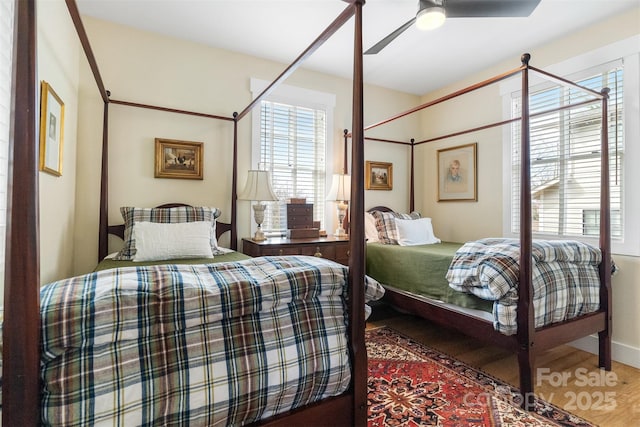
(501, 36, 640, 256)
(250, 78, 336, 236)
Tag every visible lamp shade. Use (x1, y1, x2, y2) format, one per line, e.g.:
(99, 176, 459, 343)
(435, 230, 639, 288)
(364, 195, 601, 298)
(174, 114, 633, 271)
(327, 174, 351, 202)
(238, 170, 278, 201)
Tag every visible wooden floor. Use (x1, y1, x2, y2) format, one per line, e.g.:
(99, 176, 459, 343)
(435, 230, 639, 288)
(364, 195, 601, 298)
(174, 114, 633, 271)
(366, 303, 640, 427)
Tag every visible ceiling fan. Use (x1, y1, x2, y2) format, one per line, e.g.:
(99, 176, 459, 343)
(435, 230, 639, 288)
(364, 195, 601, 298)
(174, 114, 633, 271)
(364, 0, 542, 55)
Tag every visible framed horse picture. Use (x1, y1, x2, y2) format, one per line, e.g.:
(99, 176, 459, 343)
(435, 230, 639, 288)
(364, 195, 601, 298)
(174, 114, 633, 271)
(366, 161, 392, 190)
(154, 138, 203, 180)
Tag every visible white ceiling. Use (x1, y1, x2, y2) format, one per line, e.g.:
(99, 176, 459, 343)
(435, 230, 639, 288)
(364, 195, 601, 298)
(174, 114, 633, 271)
(75, 0, 639, 96)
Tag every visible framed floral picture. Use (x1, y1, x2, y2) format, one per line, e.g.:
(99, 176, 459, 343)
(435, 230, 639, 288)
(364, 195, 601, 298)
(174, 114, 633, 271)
(154, 138, 203, 180)
(437, 143, 477, 201)
(39, 81, 65, 176)
(366, 161, 393, 190)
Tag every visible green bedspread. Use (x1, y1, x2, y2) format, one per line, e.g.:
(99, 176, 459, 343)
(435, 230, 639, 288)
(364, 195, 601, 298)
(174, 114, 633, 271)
(366, 242, 492, 312)
(95, 251, 251, 271)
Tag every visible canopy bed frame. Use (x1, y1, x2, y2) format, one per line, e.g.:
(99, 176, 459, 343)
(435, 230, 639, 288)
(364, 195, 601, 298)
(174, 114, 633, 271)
(3, 0, 368, 425)
(357, 53, 613, 409)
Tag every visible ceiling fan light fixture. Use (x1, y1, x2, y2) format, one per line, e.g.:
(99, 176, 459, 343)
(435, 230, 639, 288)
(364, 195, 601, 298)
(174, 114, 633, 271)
(416, 6, 446, 31)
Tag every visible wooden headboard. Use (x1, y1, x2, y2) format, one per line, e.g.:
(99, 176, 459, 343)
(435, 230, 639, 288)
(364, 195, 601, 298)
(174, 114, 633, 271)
(107, 203, 232, 241)
(367, 206, 394, 213)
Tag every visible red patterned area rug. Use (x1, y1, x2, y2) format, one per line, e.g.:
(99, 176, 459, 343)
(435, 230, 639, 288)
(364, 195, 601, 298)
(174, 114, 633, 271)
(366, 327, 596, 427)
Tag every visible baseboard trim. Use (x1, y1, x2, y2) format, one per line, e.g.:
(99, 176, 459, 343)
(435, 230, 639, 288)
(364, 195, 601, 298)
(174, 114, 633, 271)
(569, 335, 640, 369)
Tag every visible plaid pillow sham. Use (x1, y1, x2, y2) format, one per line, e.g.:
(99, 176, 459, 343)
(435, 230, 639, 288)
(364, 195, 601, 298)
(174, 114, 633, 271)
(114, 206, 222, 260)
(371, 210, 421, 244)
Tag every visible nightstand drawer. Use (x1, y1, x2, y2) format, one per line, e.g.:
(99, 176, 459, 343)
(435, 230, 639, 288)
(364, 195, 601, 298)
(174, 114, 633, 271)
(299, 244, 335, 259)
(335, 243, 349, 265)
(335, 244, 349, 259)
(241, 237, 349, 266)
(261, 246, 300, 256)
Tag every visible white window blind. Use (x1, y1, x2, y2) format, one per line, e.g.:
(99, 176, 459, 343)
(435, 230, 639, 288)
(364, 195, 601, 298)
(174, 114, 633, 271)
(250, 78, 335, 237)
(509, 60, 623, 240)
(259, 100, 327, 234)
(0, 0, 15, 302)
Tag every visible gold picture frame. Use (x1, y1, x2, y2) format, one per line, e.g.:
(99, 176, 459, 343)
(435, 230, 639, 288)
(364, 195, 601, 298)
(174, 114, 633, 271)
(366, 161, 393, 190)
(154, 138, 203, 180)
(437, 142, 477, 202)
(39, 81, 65, 176)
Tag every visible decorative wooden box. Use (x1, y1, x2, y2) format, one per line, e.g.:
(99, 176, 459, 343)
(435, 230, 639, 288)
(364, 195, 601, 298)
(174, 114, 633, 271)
(287, 228, 320, 239)
(286, 203, 318, 238)
(287, 203, 314, 229)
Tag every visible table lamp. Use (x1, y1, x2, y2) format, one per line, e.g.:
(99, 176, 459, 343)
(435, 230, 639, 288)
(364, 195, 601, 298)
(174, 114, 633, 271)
(238, 170, 278, 241)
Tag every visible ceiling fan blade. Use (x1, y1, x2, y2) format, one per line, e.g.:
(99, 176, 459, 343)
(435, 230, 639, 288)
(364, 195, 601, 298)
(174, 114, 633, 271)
(446, 0, 541, 17)
(364, 17, 416, 55)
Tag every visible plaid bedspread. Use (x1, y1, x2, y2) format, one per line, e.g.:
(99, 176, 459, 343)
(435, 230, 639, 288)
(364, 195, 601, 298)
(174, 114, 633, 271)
(38, 256, 384, 426)
(446, 238, 602, 335)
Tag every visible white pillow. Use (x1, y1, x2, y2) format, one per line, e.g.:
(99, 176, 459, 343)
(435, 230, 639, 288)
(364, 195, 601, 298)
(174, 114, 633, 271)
(395, 218, 441, 246)
(365, 212, 379, 242)
(115, 206, 221, 260)
(132, 221, 214, 261)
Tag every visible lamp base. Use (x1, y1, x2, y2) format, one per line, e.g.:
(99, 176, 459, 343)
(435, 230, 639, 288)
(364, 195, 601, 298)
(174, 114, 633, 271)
(334, 202, 348, 238)
(334, 227, 347, 238)
(252, 204, 268, 241)
(252, 229, 267, 242)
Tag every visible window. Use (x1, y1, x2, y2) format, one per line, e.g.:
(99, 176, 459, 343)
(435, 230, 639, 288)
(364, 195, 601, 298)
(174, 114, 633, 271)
(0, 0, 14, 305)
(250, 79, 335, 236)
(509, 61, 623, 238)
(583, 209, 621, 237)
(502, 37, 640, 256)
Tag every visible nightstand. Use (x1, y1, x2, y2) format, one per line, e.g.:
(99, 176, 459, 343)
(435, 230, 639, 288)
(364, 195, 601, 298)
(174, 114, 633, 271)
(242, 236, 350, 266)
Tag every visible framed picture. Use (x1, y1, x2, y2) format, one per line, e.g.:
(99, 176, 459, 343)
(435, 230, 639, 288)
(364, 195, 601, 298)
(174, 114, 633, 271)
(366, 161, 393, 190)
(39, 81, 65, 176)
(154, 138, 203, 180)
(438, 143, 477, 201)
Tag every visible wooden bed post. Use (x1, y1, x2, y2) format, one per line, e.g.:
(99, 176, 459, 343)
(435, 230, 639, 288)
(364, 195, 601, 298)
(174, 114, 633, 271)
(410, 139, 415, 212)
(343, 128, 349, 174)
(598, 88, 612, 370)
(231, 112, 239, 250)
(65, 0, 113, 261)
(349, 0, 367, 425)
(3, 0, 41, 425)
(516, 53, 536, 410)
(342, 129, 350, 233)
(98, 95, 110, 260)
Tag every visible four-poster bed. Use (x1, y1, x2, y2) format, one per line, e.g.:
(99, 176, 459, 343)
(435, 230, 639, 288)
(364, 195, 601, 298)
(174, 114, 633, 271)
(359, 53, 613, 409)
(3, 0, 371, 425)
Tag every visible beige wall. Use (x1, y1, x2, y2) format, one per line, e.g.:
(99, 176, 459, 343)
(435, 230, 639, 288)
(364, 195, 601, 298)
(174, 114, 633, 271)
(415, 7, 640, 367)
(73, 16, 420, 275)
(37, 0, 80, 284)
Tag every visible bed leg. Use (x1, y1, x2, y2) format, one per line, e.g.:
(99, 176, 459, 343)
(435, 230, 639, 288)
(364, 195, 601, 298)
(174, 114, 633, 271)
(598, 329, 612, 370)
(517, 347, 535, 411)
